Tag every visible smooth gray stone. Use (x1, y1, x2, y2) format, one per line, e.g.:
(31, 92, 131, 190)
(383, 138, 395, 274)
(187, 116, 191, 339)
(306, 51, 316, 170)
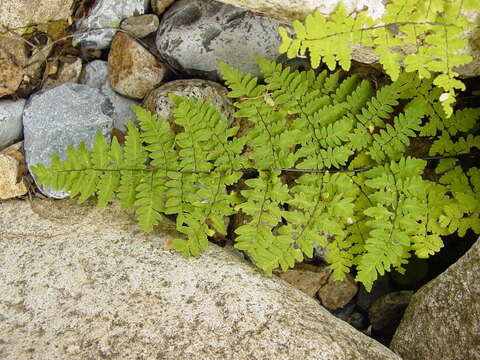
(23, 83, 114, 198)
(81, 60, 139, 132)
(156, 0, 282, 80)
(73, 0, 150, 49)
(0, 99, 26, 151)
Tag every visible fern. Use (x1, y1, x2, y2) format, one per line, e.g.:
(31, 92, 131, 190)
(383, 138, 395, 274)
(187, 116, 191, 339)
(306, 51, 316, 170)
(279, 0, 479, 117)
(31, 58, 480, 291)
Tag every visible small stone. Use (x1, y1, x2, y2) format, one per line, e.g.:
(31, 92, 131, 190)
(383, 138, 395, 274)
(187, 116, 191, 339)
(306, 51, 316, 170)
(0, 142, 28, 199)
(156, 0, 282, 80)
(151, 0, 176, 15)
(23, 83, 114, 198)
(81, 60, 139, 132)
(277, 264, 331, 298)
(0, 36, 26, 98)
(142, 79, 234, 130)
(0, 99, 25, 150)
(318, 273, 358, 310)
(108, 32, 165, 99)
(43, 57, 83, 89)
(121, 14, 160, 38)
(357, 274, 392, 313)
(348, 311, 369, 330)
(73, 0, 150, 49)
(369, 291, 413, 340)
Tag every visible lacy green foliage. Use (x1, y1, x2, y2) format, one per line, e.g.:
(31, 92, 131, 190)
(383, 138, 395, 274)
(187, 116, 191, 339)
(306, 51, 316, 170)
(279, 0, 480, 117)
(31, 58, 480, 291)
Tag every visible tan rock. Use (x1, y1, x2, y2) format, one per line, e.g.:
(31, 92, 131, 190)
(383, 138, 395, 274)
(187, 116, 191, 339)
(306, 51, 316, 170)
(0, 36, 26, 97)
(0, 198, 401, 359)
(108, 32, 165, 99)
(391, 238, 480, 360)
(43, 57, 83, 89)
(0, 142, 28, 199)
(277, 263, 331, 298)
(0, 0, 74, 32)
(121, 14, 159, 38)
(318, 273, 358, 310)
(151, 0, 176, 16)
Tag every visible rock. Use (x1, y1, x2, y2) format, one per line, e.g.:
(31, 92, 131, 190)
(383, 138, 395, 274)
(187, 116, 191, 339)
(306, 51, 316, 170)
(81, 60, 139, 132)
(329, 300, 355, 321)
(108, 32, 165, 99)
(121, 14, 160, 38)
(276, 263, 330, 298)
(391, 239, 480, 360)
(0, 142, 28, 199)
(0, 99, 25, 150)
(43, 57, 83, 90)
(368, 291, 413, 341)
(0, 198, 401, 360)
(151, 0, 176, 15)
(142, 79, 234, 130)
(73, 0, 150, 49)
(23, 83, 114, 198)
(215, 0, 480, 77)
(348, 311, 369, 330)
(0, 0, 74, 31)
(156, 0, 282, 80)
(356, 274, 392, 313)
(318, 273, 358, 310)
(0, 36, 27, 97)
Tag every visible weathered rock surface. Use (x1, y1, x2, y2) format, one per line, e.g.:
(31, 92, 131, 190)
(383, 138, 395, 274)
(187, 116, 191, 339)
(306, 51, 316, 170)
(142, 79, 234, 129)
(0, 36, 27, 97)
(0, 142, 28, 199)
(151, 0, 176, 15)
(109, 32, 165, 99)
(74, 0, 150, 49)
(43, 57, 83, 90)
(276, 263, 331, 298)
(318, 273, 358, 310)
(121, 14, 160, 39)
(81, 60, 139, 132)
(0, 0, 74, 31)
(0, 198, 401, 360)
(391, 239, 480, 360)
(23, 83, 114, 198)
(0, 99, 25, 150)
(369, 291, 413, 340)
(156, 0, 282, 80)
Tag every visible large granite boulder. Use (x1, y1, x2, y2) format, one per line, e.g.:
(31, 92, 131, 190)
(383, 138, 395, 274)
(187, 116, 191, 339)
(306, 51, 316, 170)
(155, 0, 282, 80)
(0, 198, 400, 359)
(391, 239, 480, 359)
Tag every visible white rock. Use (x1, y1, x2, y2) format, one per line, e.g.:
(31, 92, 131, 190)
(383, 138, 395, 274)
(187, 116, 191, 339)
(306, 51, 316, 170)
(81, 60, 140, 132)
(0, 99, 25, 150)
(73, 0, 150, 49)
(0, 198, 400, 359)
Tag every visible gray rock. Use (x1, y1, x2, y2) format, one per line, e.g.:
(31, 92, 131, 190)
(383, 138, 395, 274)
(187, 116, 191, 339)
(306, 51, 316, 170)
(81, 60, 139, 132)
(23, 83, 114, 198)
(73, 0, 150, 49)
(391, 239, 480, 360)
(357, 274, 392, 313)
(142, 79, 234, 127)
(0, 99, 25, 151)
(0, 198, 401, 360)
(156, 0, 282, 80)
(121, 14, 160, 38)
(368, 290, 413, 340)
